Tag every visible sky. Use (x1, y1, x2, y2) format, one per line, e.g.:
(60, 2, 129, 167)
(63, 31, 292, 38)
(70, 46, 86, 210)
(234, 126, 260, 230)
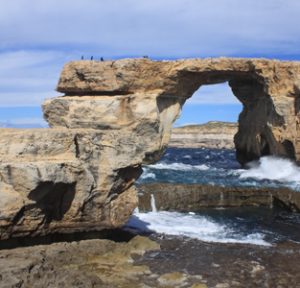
(1, 0, 300, 127)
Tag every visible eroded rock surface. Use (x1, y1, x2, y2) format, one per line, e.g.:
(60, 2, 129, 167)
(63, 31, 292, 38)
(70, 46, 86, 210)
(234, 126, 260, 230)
(2, 232, 300, 288)
(1, 57, 300, 239)
(0, 128, 145, 239)
(0, 236, 158, 288)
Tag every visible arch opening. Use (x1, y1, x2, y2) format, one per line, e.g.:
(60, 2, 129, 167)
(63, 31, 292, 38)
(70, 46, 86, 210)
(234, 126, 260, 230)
(174, 82, 241, 127)
(168, 71, 288, 166)
(171, 82, 241, 151)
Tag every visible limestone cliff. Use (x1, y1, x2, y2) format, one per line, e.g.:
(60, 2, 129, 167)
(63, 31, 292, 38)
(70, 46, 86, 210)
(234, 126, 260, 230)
(1, 57, 300, 239)
(0, 128, 144, 239)
(169, 121, 237, 149)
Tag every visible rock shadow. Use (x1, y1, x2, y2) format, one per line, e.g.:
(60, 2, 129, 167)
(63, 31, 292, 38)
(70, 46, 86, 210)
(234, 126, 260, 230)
(28, 181, 76, 222)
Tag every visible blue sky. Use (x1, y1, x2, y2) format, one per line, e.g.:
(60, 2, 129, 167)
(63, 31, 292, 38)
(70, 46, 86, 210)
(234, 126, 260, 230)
(0, 0, 300, 127)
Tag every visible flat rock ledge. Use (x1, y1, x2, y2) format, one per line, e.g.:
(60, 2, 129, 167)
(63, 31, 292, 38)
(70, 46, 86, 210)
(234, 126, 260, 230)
(1, 57, 300, 239)
(138, 183, 300, 212)
(0, 236, 156, 288)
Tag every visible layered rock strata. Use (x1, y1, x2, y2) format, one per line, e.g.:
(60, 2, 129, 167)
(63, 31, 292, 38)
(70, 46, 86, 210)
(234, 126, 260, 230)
(0, 128, 152, 239)
(169, 121, 237, 149)
(1, 57, 300, 239)
(137, 183, 300, 212)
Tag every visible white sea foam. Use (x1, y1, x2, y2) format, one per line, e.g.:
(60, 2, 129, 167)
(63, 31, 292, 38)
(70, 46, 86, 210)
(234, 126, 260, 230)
(150, 194, 157, 212)
(140, 169, 156, 180)
(183, 155, 192, 159)
(147, 162, 210, 171)
(239, 156, 300, 184)
(127, 211, 270, 246)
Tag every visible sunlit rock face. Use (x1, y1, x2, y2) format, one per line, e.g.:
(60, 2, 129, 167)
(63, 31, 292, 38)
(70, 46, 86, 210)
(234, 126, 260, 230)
(0, 128, 143, 239)
(1, 57, 300, 239)
(45, 58, 300, 164)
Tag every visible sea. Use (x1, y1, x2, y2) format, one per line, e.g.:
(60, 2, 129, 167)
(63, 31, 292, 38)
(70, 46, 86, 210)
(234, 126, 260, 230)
(126, 147, 300, 246)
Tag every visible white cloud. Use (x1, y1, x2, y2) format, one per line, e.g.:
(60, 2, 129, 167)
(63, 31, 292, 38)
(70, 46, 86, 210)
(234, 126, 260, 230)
(0, 0, 299, 107)
(0, 50, 66, 106)
(0, 0, 299, 57)
(0, 91, 61, 107)
(7, 117, 48, 126)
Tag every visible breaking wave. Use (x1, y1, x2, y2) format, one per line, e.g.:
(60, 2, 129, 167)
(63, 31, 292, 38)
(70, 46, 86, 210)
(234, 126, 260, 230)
(139, 148, 300, 190)
(131, 149, 300, 246)
(239, 156, 300, 185)
(126, 211, 270, 246)
(147, 162, 210, 171)
(140, 169, 156, 180)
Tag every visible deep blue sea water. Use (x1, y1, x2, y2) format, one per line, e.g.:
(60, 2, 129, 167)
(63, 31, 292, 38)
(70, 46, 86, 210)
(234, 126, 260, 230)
(126, 147, 300, 246)
(138, 147, 300, 191)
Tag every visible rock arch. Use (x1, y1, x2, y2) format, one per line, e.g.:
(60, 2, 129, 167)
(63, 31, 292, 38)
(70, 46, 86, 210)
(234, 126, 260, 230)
(45, 58, 300, 165)
(1, 57, 300, 239)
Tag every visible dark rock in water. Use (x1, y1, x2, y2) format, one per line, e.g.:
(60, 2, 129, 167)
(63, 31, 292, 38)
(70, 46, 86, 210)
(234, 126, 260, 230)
(137, 235, 300, 288)
(137, 183, 300, 212)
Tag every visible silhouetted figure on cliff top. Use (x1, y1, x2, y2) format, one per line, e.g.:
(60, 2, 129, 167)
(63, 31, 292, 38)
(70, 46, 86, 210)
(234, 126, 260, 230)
(100, 57, 104, 61)
(81, 55, 84, 60)
(91, 56, 93, 60)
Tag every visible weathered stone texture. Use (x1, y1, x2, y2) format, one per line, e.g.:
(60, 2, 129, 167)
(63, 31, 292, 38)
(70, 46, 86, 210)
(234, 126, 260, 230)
(0, 129, 143, 239)
(0, 236, 161, 288)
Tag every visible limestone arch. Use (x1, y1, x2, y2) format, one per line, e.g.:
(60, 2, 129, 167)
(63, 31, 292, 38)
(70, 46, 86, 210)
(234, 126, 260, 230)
(4, 58, 300, 239)
(157, 70, 291, 165)
(44, 58, 300, 166)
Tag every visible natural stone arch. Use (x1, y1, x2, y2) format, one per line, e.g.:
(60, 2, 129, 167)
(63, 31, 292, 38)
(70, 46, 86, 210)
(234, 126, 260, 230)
(44, 58, 300, 165)
(157, 71, 287, 165)
(2, 57, 300, 240)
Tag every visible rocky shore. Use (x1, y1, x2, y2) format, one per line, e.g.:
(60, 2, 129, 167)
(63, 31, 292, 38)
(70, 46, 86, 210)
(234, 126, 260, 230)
(2, 58, 300, 287)
(1, 214, 300, 288)
(169, 122, 237, 149)
(2, 230, 300, 288)
(0, 235, 160, 288)
(1, 177, 300, 287)
(138, 234, 300, 288)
